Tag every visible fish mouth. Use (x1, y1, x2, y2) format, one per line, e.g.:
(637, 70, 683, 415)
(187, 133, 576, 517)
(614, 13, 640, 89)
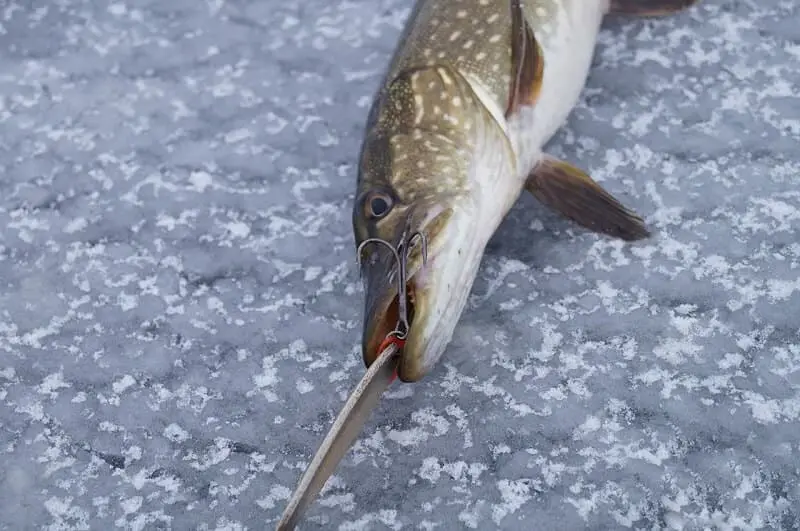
(362, 261, 424, 367)
(359, 207, 451, 382)
(360, 243, 428, 371)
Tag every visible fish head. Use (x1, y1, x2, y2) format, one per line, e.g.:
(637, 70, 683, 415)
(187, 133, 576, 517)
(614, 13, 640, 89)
(352, 63, 516, 382)
(353, 127, 483, 383)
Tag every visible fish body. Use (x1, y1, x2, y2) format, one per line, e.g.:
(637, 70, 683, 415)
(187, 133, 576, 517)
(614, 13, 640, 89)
(277, 1, 699, 527)
(354, 0, 698, 382)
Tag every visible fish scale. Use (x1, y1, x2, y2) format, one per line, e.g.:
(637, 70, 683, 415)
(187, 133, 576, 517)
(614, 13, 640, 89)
(384, 0, 515, 111)
(364, 65, 489, 202)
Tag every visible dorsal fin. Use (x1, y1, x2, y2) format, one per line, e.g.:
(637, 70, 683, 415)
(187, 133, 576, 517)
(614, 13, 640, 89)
(506, 0, 545, 117)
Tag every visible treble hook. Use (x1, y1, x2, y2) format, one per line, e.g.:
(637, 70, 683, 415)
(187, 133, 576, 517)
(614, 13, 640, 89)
(357, 230, 428, 340)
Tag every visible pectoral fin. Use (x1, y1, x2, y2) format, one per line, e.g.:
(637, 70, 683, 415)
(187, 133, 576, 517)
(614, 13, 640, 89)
(609, 0, 699, 16)
(525, 155, 650, 241)
(506, 0, 544, 117)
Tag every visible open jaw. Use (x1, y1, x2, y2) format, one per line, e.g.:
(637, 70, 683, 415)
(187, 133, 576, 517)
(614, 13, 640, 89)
(360, 206, 456, 379)
(363, 272, 419, 368)
(360, 231, 446, 379)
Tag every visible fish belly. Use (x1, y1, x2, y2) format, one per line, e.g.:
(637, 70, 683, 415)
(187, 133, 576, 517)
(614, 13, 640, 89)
(509, 0, 609, 179)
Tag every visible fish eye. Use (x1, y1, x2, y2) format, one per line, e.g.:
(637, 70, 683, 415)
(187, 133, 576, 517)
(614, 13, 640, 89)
(365, 191, 393, 219)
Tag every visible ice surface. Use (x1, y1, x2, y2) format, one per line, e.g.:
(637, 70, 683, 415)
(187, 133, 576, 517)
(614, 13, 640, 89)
(1, 0, 799, 529)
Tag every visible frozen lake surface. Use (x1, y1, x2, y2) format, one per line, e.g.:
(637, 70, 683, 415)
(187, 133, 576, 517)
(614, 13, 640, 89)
(1, 0, 799, 529)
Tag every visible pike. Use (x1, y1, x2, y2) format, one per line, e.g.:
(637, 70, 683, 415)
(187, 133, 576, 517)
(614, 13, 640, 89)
(277, 0, 698, 528)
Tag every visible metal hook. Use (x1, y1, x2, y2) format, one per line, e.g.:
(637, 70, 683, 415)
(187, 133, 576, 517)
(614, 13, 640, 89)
(393, 230, 429, 338)
(356, 237, 401, 272)
(356, 230, 429, 340)
(407, 231, 428, 264)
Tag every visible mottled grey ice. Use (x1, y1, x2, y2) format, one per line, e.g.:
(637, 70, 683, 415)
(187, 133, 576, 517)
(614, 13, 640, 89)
(1, 0, 799, 529)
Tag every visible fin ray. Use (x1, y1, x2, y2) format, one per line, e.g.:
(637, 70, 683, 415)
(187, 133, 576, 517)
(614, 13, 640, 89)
(525, 155, 650, 241)
(506, 0, 544, 117)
